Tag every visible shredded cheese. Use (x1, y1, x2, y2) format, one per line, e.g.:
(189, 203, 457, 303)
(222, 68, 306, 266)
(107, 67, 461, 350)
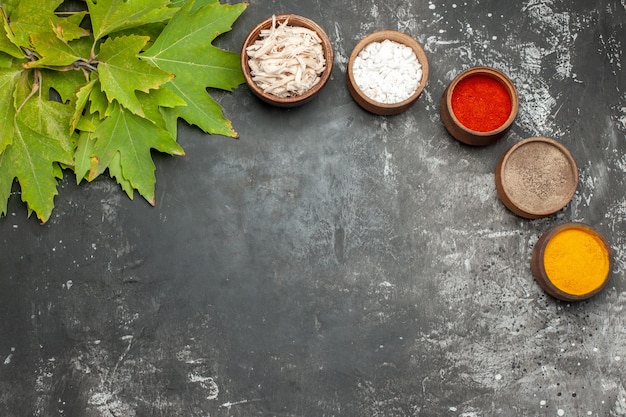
(246, 16, 326, 98)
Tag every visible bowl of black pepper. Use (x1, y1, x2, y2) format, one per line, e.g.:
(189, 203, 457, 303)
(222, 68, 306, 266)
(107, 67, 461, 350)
(346, 30, 429, 115)
(495, 137, 578, 218)
(241, 14, 334, 107)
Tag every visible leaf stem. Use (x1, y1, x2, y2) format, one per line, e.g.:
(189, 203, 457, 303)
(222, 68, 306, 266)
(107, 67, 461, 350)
(90, 40, 98, 61)
(17, 69, 42, 114)
(77, 58, 99, 72)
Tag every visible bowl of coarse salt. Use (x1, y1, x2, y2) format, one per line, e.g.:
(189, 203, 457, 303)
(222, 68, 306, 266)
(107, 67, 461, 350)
(241, 14, 334, 107)
(347, 30, 429, 115)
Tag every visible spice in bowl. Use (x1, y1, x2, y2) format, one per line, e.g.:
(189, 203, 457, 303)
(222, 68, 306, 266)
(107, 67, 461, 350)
(440, 66, 518, 145)
(495, 137, 578, 219)
(351, 39, 423, 104)
(245, 15, 326, 98)
(346, 30, 429, 115)
(531, 223, 611, 302)
(451, 74, 511, 132)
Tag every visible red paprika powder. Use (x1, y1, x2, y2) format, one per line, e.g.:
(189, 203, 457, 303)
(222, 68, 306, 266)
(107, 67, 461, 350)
(451, 74, 512, 132)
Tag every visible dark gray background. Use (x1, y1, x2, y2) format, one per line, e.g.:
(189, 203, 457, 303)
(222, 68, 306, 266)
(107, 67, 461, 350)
(1, 0, 625, 416)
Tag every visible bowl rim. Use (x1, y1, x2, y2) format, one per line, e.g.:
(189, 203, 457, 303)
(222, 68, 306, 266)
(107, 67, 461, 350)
(443, 66, 519, 136)
(346, 29, 429, 111)
(240, 13, 334, 105)
(496, 136, 579, 218)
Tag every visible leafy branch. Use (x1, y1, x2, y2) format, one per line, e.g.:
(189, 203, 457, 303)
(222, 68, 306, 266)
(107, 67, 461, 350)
(0, 0, 248, 223)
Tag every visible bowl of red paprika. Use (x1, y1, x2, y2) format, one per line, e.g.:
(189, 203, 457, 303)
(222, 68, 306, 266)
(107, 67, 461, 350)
(440, 66, 519, 146)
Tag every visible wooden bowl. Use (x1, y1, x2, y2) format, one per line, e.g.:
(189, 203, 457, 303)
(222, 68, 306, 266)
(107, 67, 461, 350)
(440, 66, 518, 145)
(495, 137, 578, 219)
(241, 14, 334, 107)
(346, 30, 429, 115)
(531, 223, 611, 302)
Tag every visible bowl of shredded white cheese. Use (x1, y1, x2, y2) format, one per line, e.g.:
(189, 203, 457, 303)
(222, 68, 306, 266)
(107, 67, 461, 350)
(347, 30, 429, 115)
(241, 14, 334, 107)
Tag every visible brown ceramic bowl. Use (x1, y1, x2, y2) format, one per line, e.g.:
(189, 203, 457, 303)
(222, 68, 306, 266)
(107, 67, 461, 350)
(531, 223, 611, 302)
(495, 137, 578, 219)
(440, 66, 518, 145)
(241, 14, 334, 107)
(346, 30, 429, 115)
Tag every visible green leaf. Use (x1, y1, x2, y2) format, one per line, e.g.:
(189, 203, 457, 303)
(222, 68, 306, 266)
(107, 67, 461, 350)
(6, 2, 89, 51)
(144, 0, 245, 91)
(112, 22, 168, 46)
(41, 67, 89, 104)
(52, 11, 90, 42)
(161, 83, 237, 136)
(25, 33, 85, 69)
(137, 87, 186, 130)
(74, 120, 97, 182)
(168, 0, 189, 8)
(174, 0, 218, 14)
(7, 0, 63, 48)
(0, 53, 13, 68)
(0, 9, 23, 58)
(71, 78, 98, 132)
(53, 162, 64, 179)
(86, 0, 178, 41)
(97, 35, 174, 117)
(0, 149, 14, 218)
(12, 65, 33, 108)
(89, 104, 184, 204)
(0, 0, 20, 17)
(107, 152, 135, 199)
(0, 67, 21, 153)
(30, 28, 93, 70)
(0, 97, 74, 223)
(142, 0, 247, 137)
(1, 0, 248, 222)
(3, 0, 60, 20)
(88, 80, 115, 118)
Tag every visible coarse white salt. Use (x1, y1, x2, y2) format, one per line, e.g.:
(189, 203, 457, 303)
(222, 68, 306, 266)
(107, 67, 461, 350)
(352, 39, 422, 104)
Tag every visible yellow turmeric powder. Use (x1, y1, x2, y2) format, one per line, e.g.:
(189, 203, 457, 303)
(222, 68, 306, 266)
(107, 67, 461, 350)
(543, 227, 610, 296)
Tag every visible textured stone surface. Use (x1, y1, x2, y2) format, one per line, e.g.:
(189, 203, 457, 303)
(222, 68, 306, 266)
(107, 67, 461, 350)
(1, 0, 625, 416)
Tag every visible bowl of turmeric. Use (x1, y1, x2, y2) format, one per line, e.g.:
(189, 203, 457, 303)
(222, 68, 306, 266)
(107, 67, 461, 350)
(241, 14, 334, 107)
(440, 66, 518, 146)
(531, 223, 611, 302)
